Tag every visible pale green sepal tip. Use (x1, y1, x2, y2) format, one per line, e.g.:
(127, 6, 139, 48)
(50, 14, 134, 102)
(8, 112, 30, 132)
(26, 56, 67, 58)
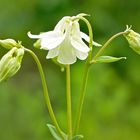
(125, 25, 132, 32)
(33, 39, 41, 49)
(47, 124, 67, 140)
(77, 13, 90, 17)
(91, 56, 126, 64)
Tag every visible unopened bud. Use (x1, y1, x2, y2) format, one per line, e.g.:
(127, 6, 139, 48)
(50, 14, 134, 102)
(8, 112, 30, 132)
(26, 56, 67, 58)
(124, 29, 140, 55)
(0, 47, 24, 82)
(34, 39, 41, 49)
(0, 39, 17, 49)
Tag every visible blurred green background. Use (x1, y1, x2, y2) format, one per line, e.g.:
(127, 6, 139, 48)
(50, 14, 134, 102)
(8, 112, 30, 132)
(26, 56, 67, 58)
(0, 0, 140, 140)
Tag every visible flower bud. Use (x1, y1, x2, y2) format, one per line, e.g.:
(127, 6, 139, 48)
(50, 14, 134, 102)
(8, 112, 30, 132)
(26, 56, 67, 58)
(124, 30, 140, 54)
(0, 39, 18, 49)
(0, 47, 24, 82)
(33, 39, 41, 49)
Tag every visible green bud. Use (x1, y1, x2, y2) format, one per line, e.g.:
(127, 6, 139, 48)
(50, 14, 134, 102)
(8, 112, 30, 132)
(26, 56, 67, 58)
(0, 47, 24, 82)
(0, 39, 17, 49)
(33, 39, 41, 49)
(124, 29, 140, 54)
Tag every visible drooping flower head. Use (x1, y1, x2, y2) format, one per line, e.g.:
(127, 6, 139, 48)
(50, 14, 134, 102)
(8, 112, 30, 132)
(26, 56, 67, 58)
(28, 14, 101, 64)
(0, 47, 24, 82)
(124, 26, 140, 55)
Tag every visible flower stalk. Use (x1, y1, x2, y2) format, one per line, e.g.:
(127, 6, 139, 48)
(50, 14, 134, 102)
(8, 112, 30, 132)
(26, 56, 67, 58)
(78, 16, 93, 51)
(74, 62, 90, 134)
(66, 65, 72, 139)
(92, 31, 127, 61)
(74, 18, 130, 135)
(74, 16, 93, 134)
(24, 48, 65, 140)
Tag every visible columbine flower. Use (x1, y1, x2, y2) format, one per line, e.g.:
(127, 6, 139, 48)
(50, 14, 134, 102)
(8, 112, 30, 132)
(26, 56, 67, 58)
(124, 27, 140, 55)
(28, 14, 101, 64)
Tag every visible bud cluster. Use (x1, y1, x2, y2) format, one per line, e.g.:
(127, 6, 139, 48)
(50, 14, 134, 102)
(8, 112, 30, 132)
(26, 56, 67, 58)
(0, 39, 24, 82)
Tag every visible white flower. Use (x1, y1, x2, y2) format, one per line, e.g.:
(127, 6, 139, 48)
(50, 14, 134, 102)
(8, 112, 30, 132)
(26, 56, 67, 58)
(28, 15, 101, 64)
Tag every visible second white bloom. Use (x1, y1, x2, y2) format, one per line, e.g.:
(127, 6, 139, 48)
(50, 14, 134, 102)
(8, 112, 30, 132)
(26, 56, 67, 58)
(28, 15, 101, 64)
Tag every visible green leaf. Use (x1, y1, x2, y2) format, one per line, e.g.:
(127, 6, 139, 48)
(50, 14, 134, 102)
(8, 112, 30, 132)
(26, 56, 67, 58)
(47, 124, 67, 140)
(72, 135, 84, 140)
(91, 56, 126, 63)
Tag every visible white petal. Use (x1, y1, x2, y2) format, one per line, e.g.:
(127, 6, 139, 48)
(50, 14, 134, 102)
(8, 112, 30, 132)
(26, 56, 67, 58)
(28, 32, 42, 39)
(57, 39, 76, 64)
(80, 32, 102, 47)
(70, 21, 90, 53)
(28, 31, 61, 39)
(40, 31, 64, 38)
(75, 50, 88, 60)
(71, 37, 90, 53)
(46, 47, 59, 59)
(71, 21, 81, 37)
(54, 16, 70, 32)
(40, 31, 65, 50)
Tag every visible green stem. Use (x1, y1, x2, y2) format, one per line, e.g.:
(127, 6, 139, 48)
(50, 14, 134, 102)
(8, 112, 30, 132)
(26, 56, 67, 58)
(74, 26, 129, 134)
(66, 65, 72, 139)
(78, 16, 93, 51)
(93, 31, 126, 60)
(24, 48, 65, 140)
(74, 16, 93, 134)
(74, 62, 90, 134)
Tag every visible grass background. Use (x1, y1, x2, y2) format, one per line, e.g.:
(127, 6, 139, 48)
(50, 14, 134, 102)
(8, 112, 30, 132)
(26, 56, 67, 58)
(0, 0, 140, 139)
